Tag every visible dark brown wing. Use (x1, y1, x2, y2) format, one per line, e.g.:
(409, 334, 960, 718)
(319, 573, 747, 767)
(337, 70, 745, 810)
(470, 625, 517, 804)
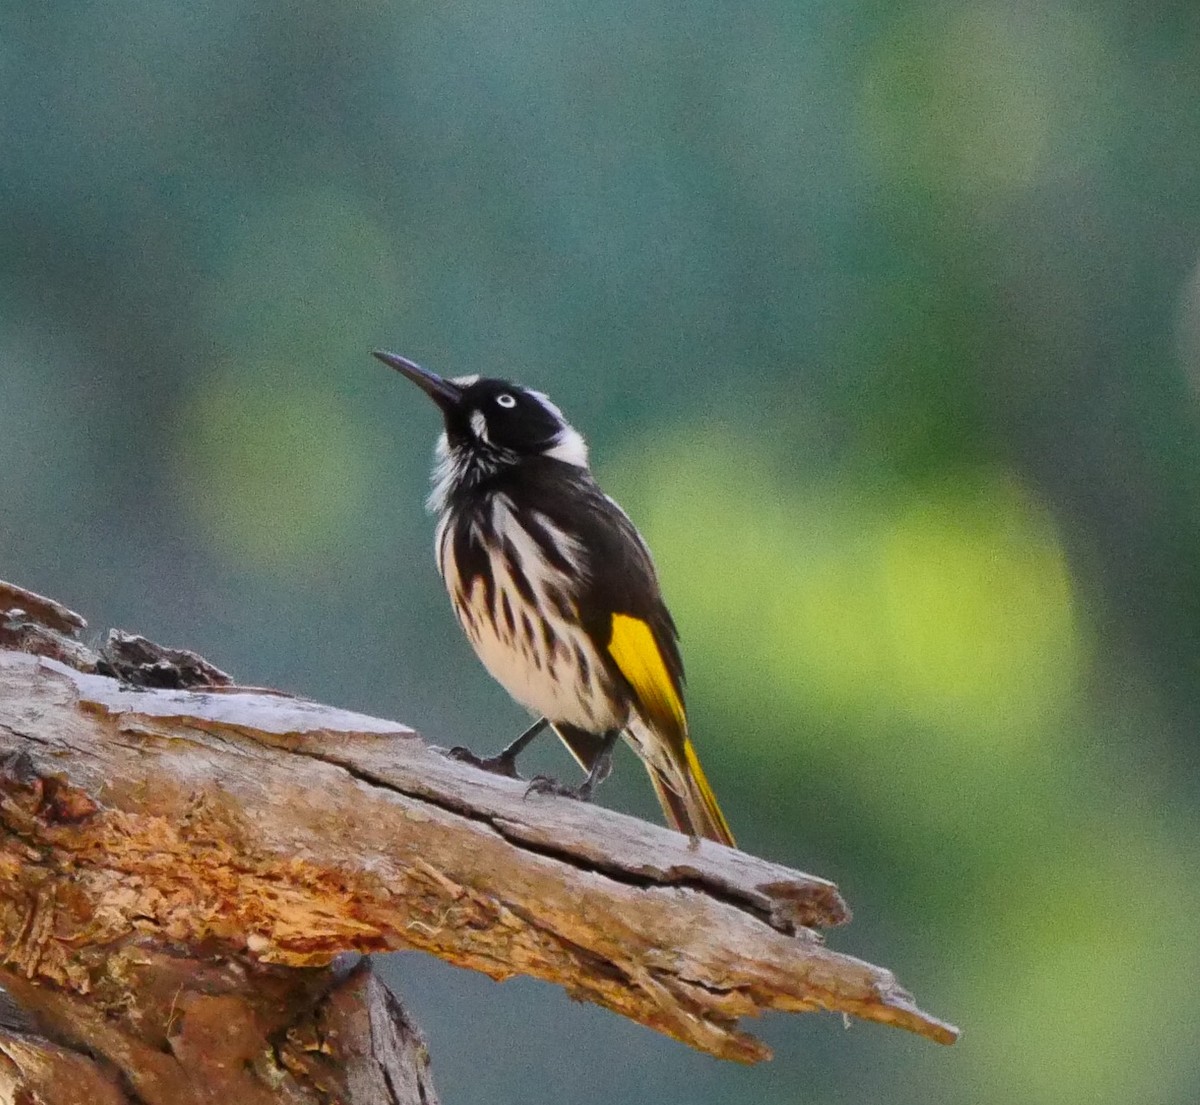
(505, 458, 686, 735)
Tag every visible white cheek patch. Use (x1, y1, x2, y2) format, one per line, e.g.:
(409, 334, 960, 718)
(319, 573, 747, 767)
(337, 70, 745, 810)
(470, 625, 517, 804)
(470, 410, 489, 442)
(525, 388, 589, 468)
(544, 426, 589, 467)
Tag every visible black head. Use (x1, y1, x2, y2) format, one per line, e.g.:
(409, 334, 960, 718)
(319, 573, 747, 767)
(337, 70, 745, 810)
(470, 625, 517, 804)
(374, 351, 589, 501)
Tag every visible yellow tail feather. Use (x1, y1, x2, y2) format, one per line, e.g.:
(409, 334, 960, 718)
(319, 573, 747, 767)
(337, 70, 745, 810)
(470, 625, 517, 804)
(680, 738, 736, 846)
(646, 739, 735, 847)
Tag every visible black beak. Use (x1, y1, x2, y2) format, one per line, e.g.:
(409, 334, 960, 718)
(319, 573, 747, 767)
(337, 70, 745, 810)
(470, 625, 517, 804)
(373, 350, 464, 412)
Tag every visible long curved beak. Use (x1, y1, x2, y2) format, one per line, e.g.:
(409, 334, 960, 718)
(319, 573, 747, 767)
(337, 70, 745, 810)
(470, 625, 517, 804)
(373, 350, 464, 412)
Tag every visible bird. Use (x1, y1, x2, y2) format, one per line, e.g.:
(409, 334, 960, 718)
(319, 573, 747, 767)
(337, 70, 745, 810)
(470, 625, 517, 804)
(375, 349, 735, 846)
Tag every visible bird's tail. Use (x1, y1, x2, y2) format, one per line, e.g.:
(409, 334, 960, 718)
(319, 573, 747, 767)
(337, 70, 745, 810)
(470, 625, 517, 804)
(641, 732, 735, 848)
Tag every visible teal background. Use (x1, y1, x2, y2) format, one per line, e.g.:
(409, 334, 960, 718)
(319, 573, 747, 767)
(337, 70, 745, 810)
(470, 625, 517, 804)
(3, 3, 1200, 1102)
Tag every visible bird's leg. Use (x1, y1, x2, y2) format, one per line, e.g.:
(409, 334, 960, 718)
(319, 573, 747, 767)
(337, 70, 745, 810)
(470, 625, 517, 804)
(526, 729, 621, 802)
(446, 716, 549, 779)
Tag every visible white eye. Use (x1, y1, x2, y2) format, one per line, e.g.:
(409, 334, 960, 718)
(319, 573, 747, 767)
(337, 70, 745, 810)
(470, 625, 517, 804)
(495, 393, 517, 409)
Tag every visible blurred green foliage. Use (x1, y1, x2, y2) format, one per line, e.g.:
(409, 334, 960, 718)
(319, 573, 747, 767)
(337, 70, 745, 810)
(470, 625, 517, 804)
(3, 3, 1200, 1104)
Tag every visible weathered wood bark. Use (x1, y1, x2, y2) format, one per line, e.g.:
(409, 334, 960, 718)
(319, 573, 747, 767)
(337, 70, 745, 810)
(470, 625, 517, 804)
(0, 956, 437, 1105)
(0, 581, 956, 1101)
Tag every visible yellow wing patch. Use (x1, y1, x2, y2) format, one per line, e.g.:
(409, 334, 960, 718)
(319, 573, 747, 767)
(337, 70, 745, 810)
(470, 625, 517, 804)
(608, 613, 686, 740)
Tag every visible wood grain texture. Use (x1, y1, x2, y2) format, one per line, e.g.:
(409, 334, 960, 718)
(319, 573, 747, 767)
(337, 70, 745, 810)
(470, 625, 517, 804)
(0, 955, 438, 1105)
(0, 646, 958, 1068)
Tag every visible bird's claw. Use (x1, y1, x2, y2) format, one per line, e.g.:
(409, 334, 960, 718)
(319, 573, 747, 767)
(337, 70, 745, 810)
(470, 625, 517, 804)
(445, 746, 523, 780)
(524, 774, 594, 802)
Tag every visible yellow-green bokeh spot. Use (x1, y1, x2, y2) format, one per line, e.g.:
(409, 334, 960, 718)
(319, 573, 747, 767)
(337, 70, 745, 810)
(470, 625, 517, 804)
(174, 367, 372, 573)
(608, 425, 1084, 762)
(876, 478, 1078, 736)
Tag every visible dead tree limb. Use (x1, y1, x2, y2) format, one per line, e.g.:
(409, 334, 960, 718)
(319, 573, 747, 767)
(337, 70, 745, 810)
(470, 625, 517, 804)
(0, 581, 956, 1099)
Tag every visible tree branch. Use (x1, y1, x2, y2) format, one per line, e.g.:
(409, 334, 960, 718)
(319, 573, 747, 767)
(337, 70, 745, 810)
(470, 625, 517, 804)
(0, 579, 956, 1096)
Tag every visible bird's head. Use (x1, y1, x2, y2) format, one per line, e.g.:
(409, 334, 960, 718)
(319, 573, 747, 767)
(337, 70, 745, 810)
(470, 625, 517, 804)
(375, 350, 589, 509)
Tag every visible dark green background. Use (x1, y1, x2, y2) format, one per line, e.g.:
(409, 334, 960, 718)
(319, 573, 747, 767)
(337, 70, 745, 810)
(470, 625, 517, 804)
(3, 3, 1198, 1102)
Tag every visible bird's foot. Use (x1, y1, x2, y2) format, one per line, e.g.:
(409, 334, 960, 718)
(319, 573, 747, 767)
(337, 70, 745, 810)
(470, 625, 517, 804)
(444, 746, 523, 780)
(524, 774, 595, 802)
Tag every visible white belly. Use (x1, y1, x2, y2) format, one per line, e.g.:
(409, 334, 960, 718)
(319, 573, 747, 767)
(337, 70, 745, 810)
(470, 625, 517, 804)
(437, 502, 625, 733)
(456, 575, 625, 732)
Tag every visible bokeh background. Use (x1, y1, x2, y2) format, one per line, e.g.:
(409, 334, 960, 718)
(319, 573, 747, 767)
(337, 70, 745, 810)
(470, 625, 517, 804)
(4, 3, 1200, 1102)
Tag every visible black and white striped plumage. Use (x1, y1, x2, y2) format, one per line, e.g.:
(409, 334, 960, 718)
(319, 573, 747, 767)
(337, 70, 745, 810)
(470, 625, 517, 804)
(376, 350, 734, 846)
